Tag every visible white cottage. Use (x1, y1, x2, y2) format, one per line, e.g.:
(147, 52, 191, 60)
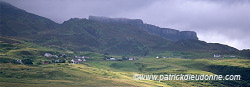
(214, 55, 221, 58)
(44, 53, 52, 57)
(71, 59, 86, 64)
(128, 58, 136, 60)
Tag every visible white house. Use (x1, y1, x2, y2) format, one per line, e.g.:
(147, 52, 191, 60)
(54, 59, 60, 63)
(214, 55, 221, 58)
(156, 56, 159, 58)
(74, 56, 82, 58)
(44, 53, 52, 57)
(106, 58, 117, 61)
(128, 58, 136, 60)
(81, 58, 86, 61)
(110, 58, 116, 60)
(71, 59, 86, 64)
(44, 53, 58, 58)
(82, 56, 90, 58)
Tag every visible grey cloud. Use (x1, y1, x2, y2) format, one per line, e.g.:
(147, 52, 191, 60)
(2, 0, 154, 23)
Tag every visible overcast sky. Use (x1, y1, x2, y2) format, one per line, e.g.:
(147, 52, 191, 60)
(2, 0, 250, 50)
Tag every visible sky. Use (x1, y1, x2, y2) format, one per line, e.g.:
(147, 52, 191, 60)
(2, 0, 250, 50)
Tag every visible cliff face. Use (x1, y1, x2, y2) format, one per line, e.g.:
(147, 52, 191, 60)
(140, 24, 198, 41)
(89, 16, 143, 25)
(89, 16, 198, 41)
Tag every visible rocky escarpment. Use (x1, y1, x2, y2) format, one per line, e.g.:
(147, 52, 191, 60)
(140, 24, 198, 41)
(89, 16, 143, 25)
(88, 16, 198, 41)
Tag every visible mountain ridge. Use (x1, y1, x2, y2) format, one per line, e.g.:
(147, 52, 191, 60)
(0, 1, 238, 56)
(88, 16, 198, 41)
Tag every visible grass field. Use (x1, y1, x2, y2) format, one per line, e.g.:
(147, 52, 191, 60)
(0, 63, 167, 87)
(1, 58, 249, 87)
(1, 37, 250, 87)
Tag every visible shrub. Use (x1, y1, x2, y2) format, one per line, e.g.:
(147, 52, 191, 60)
(22, 59, 33, 64)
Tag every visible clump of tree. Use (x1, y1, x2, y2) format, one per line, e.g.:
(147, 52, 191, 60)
(134, 63, 147, 72)
(22, 59, 33, 64)
(122, 56, 128, 60)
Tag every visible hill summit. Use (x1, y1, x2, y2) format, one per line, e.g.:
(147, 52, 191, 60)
(89, 16, 198, 41)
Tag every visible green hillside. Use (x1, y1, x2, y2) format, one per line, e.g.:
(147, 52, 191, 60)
(0, 37, 249, 87)
(0, 1, 58, 36)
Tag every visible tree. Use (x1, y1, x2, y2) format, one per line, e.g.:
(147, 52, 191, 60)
(134, 63, 147, 72)
(122, 56, 128, 60)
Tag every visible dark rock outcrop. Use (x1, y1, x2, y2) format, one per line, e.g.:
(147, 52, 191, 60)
(89, 16, 198, 41)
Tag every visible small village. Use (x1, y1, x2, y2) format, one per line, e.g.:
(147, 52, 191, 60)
(14, 52, 138, 65)
(13, 52, 238, 65)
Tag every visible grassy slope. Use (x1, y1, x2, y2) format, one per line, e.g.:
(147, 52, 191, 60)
(87, 58, 250, 87)
(0, 37, 166, 87)
(1, 58, 249, 87)
(1, 37, 249, 87)
(0, 63, 167, 87)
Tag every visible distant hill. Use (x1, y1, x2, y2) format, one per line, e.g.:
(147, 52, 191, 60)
(0, 1, 238, 56)
(0, 1, 58, 36)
